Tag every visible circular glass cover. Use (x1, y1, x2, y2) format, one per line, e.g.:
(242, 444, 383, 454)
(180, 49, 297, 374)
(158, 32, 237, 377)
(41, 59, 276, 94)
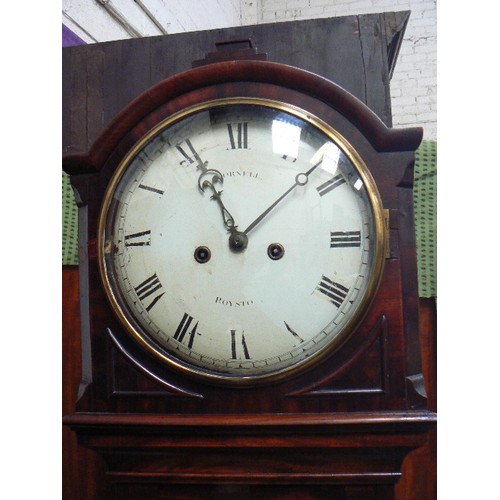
(99, 98, 385, 384)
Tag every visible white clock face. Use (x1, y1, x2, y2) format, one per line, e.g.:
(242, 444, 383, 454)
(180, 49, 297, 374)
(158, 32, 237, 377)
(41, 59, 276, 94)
(100, 98, 385, 384)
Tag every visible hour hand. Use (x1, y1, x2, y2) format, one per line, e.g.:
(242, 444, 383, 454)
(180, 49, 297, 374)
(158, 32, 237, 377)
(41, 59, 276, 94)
(198, 169, 236, 231)
(198, 170, 248, 252)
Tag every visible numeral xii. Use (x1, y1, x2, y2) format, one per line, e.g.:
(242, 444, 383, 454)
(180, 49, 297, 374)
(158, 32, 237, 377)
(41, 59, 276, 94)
(227, 123, 248, 149)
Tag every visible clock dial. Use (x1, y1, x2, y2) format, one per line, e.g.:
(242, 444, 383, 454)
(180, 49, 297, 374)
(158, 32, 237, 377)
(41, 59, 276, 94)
(99, 98, 385, 384)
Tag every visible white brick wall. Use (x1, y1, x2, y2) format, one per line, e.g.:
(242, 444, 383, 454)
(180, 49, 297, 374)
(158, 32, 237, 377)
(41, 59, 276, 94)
(62, 0, 436, 139)
(242, 0, 437, 140)
(63, 0, 242, 42)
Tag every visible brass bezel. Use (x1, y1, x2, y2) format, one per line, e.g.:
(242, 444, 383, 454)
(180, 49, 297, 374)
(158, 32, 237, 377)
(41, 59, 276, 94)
(98, 97, 386, 386)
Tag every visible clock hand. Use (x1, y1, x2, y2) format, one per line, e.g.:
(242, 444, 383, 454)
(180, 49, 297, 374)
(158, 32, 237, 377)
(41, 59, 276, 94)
(243, 159, 323, 235)
(198, 169, 238, 232)
(196, 157, 248, 252)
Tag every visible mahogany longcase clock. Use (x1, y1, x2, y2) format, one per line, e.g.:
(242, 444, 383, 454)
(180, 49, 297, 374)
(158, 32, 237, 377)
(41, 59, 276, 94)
(63, 42, 436, 499)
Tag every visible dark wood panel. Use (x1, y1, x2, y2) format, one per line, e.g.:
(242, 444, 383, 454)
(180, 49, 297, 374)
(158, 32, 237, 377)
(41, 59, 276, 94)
(62, 266, 109, 499)
(110, 484, 392, 500)
(62, 13, 409, 156)
(359, 14, 392, 126)
(419, 298, 437, 412)
(63, 267, 436, 499)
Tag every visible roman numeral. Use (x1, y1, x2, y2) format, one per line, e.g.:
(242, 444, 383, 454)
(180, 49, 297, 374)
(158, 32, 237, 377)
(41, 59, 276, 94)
(134, 273, 165, 312)
(330, 231, 361, 248)
(125, 230, 151, 247)
(316, 174, 346, 197)
(227, 123, 248, 149)
(317, 275, 349, 308)
(176, 139, 201, 167)
(284, 321, 304, 343)
(231, 330, 250, 360)
(138, 184, 164, 195)
(173, 313, 199, 349)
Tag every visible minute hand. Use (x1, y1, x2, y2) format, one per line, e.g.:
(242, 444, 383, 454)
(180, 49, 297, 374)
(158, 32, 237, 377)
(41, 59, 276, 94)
(243, 159, 323, 235)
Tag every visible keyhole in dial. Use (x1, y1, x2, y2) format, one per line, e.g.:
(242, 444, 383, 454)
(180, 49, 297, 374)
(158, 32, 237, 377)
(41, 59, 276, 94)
(194, 246, 211, 264)
(267, 243, 285, 260)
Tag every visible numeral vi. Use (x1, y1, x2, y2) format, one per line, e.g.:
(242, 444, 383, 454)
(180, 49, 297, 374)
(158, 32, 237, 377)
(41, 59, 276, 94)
(231, 330, 250, 359)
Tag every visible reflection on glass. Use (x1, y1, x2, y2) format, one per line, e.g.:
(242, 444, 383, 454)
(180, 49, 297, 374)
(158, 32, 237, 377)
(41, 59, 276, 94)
(310, 142, 341, 176)
(354, 178, 364, 191)
(272, 119, 301, 159)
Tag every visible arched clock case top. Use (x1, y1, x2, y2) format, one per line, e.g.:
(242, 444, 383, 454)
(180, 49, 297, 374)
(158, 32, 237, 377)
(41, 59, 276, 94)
(63, 58, 425, 413)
